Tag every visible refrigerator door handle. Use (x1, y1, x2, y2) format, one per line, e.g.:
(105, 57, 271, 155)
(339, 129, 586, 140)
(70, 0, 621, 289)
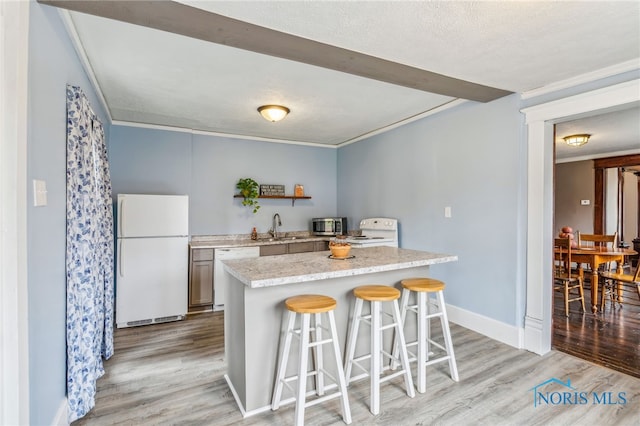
(118, 239, 124, 278)
(119, 198, 126, 237)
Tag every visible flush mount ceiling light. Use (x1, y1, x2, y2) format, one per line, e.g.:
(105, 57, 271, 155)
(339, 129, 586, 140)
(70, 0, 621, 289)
(563, 134, 591, 147)
(258, 105, 290, 122)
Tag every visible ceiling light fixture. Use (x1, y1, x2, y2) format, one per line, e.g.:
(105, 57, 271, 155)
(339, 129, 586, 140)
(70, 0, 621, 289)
(563, 134, 591, 147)
(258, 105, 290, 122)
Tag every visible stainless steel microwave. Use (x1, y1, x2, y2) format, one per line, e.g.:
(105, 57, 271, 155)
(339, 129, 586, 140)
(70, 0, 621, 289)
(312, 217, 347, 236)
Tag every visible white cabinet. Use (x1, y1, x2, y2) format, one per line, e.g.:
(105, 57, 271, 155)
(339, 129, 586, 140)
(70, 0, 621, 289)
(214, 247, 260, 309)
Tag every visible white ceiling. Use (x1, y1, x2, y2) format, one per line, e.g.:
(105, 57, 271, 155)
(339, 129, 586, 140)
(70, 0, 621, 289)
(555, 106, 640, 162)
(51, 1, 640, 149)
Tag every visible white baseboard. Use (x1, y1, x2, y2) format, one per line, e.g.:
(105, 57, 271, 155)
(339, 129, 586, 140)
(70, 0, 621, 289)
(224, 374, 272, 418)
(52, 398, 69, 426)
(446, 303, 523, 349)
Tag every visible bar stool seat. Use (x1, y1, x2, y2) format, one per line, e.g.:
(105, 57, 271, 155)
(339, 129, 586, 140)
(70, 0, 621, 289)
(395, 277, 459, 394)
(272, 294, 351, 426)
(344, 285, 415, 415)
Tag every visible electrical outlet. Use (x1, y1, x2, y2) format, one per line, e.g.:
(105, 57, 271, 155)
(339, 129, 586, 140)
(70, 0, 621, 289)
(581, 199, 590, 206)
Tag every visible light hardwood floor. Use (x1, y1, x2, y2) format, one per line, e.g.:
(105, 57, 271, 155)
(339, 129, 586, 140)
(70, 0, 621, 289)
(74, 312, 640, 425)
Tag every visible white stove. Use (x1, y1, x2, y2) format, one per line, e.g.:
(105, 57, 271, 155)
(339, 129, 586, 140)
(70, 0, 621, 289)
(344, 218, 398, 248)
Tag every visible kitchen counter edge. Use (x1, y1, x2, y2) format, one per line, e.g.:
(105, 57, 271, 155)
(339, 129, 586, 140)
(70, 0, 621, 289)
(221, 246, 458, 289)
(189, 235, 329, 249)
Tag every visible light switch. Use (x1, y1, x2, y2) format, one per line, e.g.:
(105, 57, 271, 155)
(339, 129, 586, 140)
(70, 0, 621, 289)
(580, 199, 590, 206)
(444, 206, 452, 218)
(33, 179, 47, 207)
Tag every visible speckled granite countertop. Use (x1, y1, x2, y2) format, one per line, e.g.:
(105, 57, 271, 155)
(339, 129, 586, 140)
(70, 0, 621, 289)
(221, 246, 457, 288)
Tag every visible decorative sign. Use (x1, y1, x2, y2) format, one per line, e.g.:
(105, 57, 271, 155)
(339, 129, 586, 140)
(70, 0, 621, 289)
(260, 184, 285, 196)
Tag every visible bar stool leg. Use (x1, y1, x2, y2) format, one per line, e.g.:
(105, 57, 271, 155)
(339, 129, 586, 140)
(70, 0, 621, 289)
(390, 288, 410, 371)
(327, 310, 352, 425)
(391, 299, 415, 398)
(272, 311, 296, 410)
(295, 313, 311, 426)
(370, 300, 381, 415)
(416, 291, 428, 393)
(344, 298, 363, 384)
(436, 291, 459, 382)
(313, 312, 325, 396)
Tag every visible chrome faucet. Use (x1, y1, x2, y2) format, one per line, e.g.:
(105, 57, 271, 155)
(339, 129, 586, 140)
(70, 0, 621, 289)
(270, 213, 282, 239)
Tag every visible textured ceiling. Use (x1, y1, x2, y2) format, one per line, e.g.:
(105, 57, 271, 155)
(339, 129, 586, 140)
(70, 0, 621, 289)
(47, 1, 640, 149)
(555, 106, 640, 162)
(183, 1, 639, 92)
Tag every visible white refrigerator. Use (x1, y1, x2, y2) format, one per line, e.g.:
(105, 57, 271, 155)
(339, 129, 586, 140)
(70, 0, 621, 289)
(116, 194, 189, 328)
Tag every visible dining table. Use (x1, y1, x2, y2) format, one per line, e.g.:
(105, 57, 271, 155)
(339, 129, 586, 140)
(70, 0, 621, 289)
(567, 245, 637, 313)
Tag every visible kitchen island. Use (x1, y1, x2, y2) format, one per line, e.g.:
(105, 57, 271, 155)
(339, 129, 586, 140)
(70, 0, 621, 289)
(220, 246, 457, 417)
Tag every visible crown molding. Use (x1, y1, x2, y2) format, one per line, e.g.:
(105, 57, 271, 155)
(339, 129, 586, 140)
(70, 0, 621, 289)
(58, 9, 112, 123)
(338, 99, 467, 147)
(556, 148, 640, 164)
(521, 59, 640, 100)
(111, 120, 339, 149)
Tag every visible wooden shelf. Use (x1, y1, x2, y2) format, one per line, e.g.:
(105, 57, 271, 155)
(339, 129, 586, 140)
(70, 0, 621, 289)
(234, 194, 311, 206)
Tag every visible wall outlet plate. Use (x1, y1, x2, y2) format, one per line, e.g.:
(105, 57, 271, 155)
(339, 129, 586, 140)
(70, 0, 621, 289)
(33, 179, 47, 207)
(580, 199, 590, 205)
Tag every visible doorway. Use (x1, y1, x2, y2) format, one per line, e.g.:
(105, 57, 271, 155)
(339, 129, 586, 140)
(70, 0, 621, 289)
(521, 78, 640, 356)
(552, 149, 640, 377)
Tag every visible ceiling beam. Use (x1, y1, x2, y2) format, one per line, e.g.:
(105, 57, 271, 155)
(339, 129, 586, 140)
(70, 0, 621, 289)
(39, 0, 512, 102)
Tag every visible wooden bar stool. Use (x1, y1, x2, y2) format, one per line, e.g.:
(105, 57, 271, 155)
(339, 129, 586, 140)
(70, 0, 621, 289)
(344, 285, 415, 415)
(394, 278, 459, 394)
(272, 294, 351, 426)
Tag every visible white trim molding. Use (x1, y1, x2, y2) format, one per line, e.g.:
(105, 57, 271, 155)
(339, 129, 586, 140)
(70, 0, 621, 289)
(520, 79, 640, 355)
(58, 9, 112, 123)
(446, 304, 523, 349)
(521, 59, 640, 100)
(1, 0, 30, 424)
(112, 99, 467, 149)
(52, 398, 69, 426)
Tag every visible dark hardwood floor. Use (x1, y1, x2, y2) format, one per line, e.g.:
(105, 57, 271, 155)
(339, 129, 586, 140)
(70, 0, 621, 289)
(552, 272, 640, 378)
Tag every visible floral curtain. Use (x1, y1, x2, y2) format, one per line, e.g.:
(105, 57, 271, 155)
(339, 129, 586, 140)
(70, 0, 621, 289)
(65, 85, 114, 422)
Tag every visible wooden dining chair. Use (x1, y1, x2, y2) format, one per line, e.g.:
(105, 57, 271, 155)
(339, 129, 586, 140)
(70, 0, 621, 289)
(599, 265, 640, 311)
(577, 232, 618, 249)
(577, 232, 618, 273)
(554, 238, 586, 316)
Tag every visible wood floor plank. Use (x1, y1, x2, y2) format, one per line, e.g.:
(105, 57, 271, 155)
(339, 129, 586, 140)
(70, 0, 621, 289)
(552, 274, 640, 378)
(74, 312, 640, 425)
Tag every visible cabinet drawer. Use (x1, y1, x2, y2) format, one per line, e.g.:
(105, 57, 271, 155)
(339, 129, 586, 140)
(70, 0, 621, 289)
(192, 248, 214, 261)
(314, 240, 329, 251)
(260, 244, 288, 256)
(288, 241, 315, 254)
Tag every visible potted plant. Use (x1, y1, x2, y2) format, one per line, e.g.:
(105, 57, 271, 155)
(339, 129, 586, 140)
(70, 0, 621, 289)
(236, 178, 260, 213)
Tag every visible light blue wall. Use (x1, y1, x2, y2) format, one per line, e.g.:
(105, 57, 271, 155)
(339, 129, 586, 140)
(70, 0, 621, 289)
(26, 1, 638, 420)
(109, 127, 338, 236)
(27, 2, 110, 424)
(338, 95, 526, 326)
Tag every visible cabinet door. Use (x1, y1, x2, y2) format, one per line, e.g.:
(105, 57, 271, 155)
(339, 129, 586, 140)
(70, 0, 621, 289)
(288, 241, 315, 254)
(260, 244, 288, 256)
(189, 249, 214, 307)
(314, 240, 329, 251)
(190, 261, 214, 306)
